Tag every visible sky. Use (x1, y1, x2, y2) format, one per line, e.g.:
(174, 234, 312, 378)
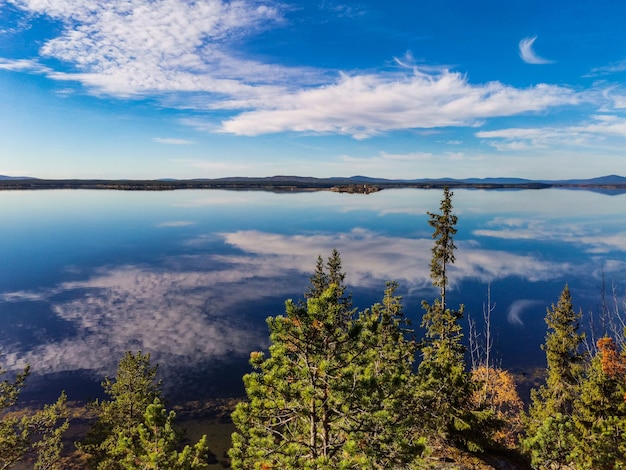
(1, 0, 626, 180)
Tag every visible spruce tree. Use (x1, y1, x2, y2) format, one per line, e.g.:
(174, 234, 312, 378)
(305, 248, 352, 317)
(427, 186, 457, 312)
(418, 298, 469, 435)
(417, 187, 484, 449)
(229, 253, 423, 469)
(522, 285, 585, 469)
(570, 337, 626, 469)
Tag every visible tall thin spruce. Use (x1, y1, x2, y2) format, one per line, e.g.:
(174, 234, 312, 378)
(427, 186, 458, 311)
(418, 187, 477, 448)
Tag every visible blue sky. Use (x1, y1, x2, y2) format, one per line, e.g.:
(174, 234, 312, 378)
(1, 0, 626, 179)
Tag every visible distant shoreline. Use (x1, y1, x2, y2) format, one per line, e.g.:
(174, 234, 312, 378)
(1, 176, 625, 192)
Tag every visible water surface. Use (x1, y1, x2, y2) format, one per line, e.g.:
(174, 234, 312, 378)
(1, 188, 625, 403)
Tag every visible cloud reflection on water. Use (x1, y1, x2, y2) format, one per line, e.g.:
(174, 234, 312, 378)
(2, 186, 625, 400)
(507, 299, 546, 326)
(475, 220, 626, 254)
(220, 228, 572, 288)
(1, 264, 276, 388)
(1, 226, 574, 383)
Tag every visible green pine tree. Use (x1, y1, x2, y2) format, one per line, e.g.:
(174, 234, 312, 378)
(0, 361, 68, 470)
(29, 392, 70, 470)
(305, 248, 352, 318)
(352, 281, 425, 466)
(116, 398, 209, 469)
(522, 285, 585, 469)
(78, 351, 162, 469)
(229, 253, 423, 469)
(0, 364, 31, 469)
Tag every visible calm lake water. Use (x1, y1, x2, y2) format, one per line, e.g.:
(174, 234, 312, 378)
(1, 188, 625, 404)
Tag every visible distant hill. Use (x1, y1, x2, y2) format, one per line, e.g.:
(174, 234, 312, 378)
(1, 175, 625, 192)
(0, 175, 35, 180)
(343, 175, 626, 186)
(546, 174, 626, 185)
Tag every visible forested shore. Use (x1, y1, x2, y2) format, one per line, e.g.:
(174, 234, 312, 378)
(1, 175, 626, 192)
(1, 188, 625, 469)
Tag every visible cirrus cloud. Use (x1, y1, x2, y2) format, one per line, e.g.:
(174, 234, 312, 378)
(519, 36, 554, 65)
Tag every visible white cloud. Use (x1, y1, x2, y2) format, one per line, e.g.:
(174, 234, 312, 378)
(586, 59, 626, 77)
(0, 57, 50, 72)
(4, 2, 587, 140)
(519, 36, 553, 65)
(582, 114, 626, 137)
(219, 69, 578, 138)
(6, 0, 311, 98)
(477, 114, 626, 150)
(604, 91, 626, 110)
(153, 137, 195, 145)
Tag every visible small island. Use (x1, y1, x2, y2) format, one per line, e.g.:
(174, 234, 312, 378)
(330, 184, 381, 194)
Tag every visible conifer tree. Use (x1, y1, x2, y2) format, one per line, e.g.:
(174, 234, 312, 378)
(417, 188, 487, 449)
(78, 351, 162, 469)
(115, 398, 209, 469)
(229, 254, 423, 469)
(570, 336, 626, 469)
(29, 392, 70, 470)
(427, 186, 457, 312)
(522, 285, 585, 469)
(418, 298, 470, 437)
(0, 361, 68, 470)
(350, 281, 425, 466)
(0, 364, 31, 469)
(305, 248, 352, 317)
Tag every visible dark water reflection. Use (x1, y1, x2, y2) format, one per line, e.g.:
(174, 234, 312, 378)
(1, 188, 625, 404)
